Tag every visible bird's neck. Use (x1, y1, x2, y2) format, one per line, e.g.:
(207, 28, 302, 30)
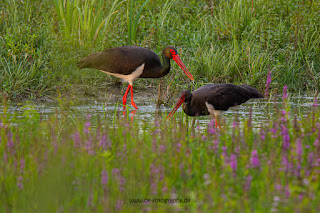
(159, 53, 171, 77)
(182, 99, 194, 116)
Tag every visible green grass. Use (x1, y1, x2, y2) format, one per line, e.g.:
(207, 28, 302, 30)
(1, 94, 320, 212)
(1, 0, 320, 99)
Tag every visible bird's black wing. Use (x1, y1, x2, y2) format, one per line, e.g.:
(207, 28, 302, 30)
(77, 46, 161, 75)
(195, 84, 263, 111)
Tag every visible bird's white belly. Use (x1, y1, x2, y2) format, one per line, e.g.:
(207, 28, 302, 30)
(205, 102, 223, 117)
(99, 63, 145, 85)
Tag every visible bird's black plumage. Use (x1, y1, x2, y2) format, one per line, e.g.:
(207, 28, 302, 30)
(77, 46, 172, 78)
(181, 84, 264, 116)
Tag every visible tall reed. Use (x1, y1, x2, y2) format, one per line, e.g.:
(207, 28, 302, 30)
(53, 0, 123, 46)
(127, 0, 151, 45)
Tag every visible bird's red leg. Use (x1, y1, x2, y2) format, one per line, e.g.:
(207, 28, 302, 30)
(122, 84, 131, 107)
(214, 114, 221, 130)
(130, 110, 137, 122)
(129, 85, 138, 109)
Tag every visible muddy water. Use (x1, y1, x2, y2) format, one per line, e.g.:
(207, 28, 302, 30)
(1, 94, 317, 130)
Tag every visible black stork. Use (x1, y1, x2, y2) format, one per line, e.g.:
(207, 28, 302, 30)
(167, 84, 264, 128)
(77, 46, 194, 109)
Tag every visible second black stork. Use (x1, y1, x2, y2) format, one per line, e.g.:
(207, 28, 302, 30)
(77, 46, 194, 109)
(167, 84, 264, 128)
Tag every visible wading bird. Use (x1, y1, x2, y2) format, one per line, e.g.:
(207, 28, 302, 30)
(167, 84, 264, 128)
(77, 46, 194, 109)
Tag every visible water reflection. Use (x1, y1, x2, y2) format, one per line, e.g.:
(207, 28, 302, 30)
(0, 94, 318, 129)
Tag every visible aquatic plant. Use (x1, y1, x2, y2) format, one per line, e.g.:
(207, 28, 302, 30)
(0, 94, 319, 212)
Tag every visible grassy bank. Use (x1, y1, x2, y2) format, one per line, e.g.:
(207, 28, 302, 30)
(1, 0, 320, 100)
(1, 90, 320, 212)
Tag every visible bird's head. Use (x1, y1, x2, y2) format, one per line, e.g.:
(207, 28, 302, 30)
(167, 89, 192, 120)
(163, 46, 194, 82)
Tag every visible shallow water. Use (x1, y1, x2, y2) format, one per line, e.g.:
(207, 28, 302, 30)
(0, 93, 318, 130)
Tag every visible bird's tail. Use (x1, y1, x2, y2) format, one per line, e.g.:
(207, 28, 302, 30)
(76, 52, 102, 69)
(241, 85, 264, 98)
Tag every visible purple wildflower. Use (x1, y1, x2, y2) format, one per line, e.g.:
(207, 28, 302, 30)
(20, 158, 25, 174)
(213, 139, 219, 151)
(84, 121, 91, 134)
(99, 134, 111, 150)
(6, 131, 15, 155)
(112, 168, 120, 177)
(264, 69, 272, 97)
(72, 131, 81, 148)
(162, 186, 168, 193)
(149, 164, 165, 195)
(245, 175, 252, 191)
(222, 146, 229, 164)
(222, 146, 228, 153)
(119, 176, 126, 191)
(17, 176, 23, 190)
(116, 144, 127, 160)
(295, 162, 301, 178)
(149, 164, 158, 195)
(307, 152, 314, 168)
(281, 125, 290, 150)
(230, 154, 237, 173)
(295, 139, 302, 177)
(285, 185, 290, 198)
(232, 121, 239, 128)
(280, 155, 292, 173)
(152, 138, 157, 152)
(305, 152, 313, 176)
(314, 128, 320, 147)
(3, 151, 7, 163)
(208, 120, 217, 134)
(203, 173, 211, 185)
(315, 158, 320, 167)
(296, 138, 303, 159)
(84, 114, 92, 134)
(270, 123, 279, 138)
(112, 168, 125, 192)
(101, 168, 108, 186)
(235, 147, 240, 154)
(159, 166, 164, 181)
(280, 110, 289, 122)
(298, 194, 304, 201)
(159, 144, 166, 152)
(313, 92, 319, 107)
(85, 138, 94, 155)
(275, 184, 282, 191)
(116, 200, 123, 210)
(176, 143, 181, 152)
(87, 192, 93, 207)
(282, 85, 288, 100)
(250, 150, 260, 168)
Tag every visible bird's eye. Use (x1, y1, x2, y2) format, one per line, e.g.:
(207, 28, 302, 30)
(170, 49, 176, 55)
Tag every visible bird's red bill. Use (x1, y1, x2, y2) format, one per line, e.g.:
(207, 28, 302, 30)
(172, 55, 194, 82)
(167, 97, 185, 120)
